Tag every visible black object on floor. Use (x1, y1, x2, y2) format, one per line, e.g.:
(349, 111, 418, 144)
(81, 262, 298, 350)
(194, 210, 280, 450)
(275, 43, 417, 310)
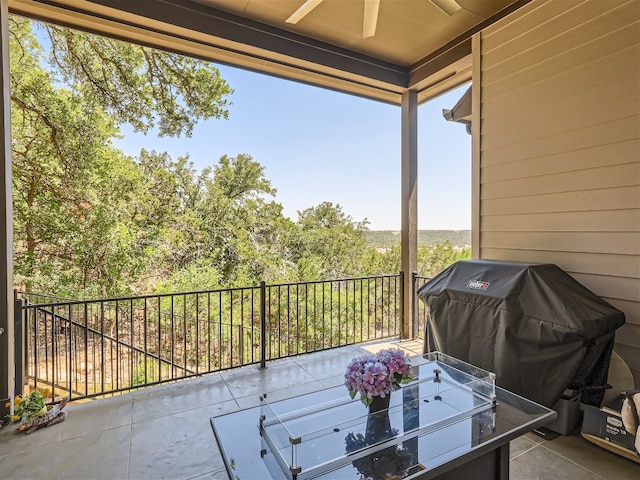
(532, 427, 560, 440)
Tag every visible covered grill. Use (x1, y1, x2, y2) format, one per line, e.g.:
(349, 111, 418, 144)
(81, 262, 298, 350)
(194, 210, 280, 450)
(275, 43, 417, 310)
(417, 259, 625, 408)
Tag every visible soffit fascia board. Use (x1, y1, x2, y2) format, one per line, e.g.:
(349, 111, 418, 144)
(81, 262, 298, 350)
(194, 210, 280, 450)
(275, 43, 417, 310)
(409, 40, 471, 89)
(7, 0, 460, 106)
(9, 0, 532, 106)
(9, 0, 407, 103)
(416, 64, 472, 105)
(409, 0, 532, 103)
(87, 0, 407, 84)
(408, 0, 533, 91)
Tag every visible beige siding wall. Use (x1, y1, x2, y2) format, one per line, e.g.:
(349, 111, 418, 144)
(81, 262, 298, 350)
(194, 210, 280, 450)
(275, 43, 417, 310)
(476, 0, 640, 385)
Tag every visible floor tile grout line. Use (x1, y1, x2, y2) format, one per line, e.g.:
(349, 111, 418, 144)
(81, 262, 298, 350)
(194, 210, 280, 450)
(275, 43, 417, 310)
(509, 442, 543, 461)
(537, 443, 608, 479)
(223, 361, 323, 395)
(127, 395, 134, 479)
(0, 340, 634, 480)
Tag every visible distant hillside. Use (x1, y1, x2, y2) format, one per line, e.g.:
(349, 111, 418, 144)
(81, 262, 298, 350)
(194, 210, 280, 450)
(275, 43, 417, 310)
(366, 230, 471, 248)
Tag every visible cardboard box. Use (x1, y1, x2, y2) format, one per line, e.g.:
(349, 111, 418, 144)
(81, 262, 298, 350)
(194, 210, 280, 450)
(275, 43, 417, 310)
(580, 394, 638, 461)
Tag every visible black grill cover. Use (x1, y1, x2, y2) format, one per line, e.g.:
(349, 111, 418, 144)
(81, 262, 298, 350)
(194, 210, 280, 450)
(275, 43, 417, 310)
(417, 260, 625, 407)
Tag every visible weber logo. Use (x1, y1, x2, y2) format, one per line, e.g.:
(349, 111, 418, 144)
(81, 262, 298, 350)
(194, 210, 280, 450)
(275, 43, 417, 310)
(606, 416, 623, 428)
(467, 280, 490, 290)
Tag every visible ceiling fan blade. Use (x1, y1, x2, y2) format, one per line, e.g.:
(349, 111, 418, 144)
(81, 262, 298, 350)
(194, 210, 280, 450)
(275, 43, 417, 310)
(286, 0, 324, 24)
(363, 0, 381, 38)
(430, 0, 462, 16)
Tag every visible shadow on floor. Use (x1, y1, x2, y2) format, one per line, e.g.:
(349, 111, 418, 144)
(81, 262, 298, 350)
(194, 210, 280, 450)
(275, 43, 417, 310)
(1, 340, 638, 479)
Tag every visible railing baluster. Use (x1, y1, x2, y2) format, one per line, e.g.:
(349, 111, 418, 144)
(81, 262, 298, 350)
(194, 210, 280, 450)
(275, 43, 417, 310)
(207, 292, 211, 371)
(250, 288, 255, 364)
(238, 291, 242, 366)
(359, 279, 363, 342)
(337, 280, 341, 346)
(229, 290, 234, 367)
(295, 284, 299, 355)
(31, 304, 38, 393)
(286, 285, 290, 356)
(19, 274, 403, 400)
(383, 276, 388, 337)
(68, 303, 73, 398)
(170, 296, 175, 379)
(321, 282, 326, 350)
(83, 302, 88, 398)
(352, 279, 356, 343)
(330, 281, 334, 347)
(260, 281, 266, 369)
(43, 308, 49, 394)
(157, 296, 162, 383)
(143, 298, 148, 385)
(276, 285, 281, 358)
(304, 283, 308, 353)
(100, 301, 105, 397)
(183, 293, 187, 377)
(195, 293, 199, 375)
(218, 290, 222, 369)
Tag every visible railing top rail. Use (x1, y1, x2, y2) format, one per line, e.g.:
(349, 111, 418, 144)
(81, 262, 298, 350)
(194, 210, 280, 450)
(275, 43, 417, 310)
(18, 284, 262, 308)
(18, 273, 402, 308)
(266, 273, 400, 289)
(15, 291, 77, 302)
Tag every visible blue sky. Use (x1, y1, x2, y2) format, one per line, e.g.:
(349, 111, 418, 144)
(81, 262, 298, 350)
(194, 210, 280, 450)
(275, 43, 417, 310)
(114, 65, 471, 231)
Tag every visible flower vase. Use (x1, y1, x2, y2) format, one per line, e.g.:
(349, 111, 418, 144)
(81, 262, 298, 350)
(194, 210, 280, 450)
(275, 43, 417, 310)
(368, 394, 391, 416)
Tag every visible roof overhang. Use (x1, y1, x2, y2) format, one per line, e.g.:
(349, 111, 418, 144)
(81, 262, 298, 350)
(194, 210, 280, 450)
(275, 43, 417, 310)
(8, 0, 531, 105)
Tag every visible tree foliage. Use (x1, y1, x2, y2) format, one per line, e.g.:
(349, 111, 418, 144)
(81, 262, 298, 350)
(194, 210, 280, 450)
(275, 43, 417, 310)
(10, 17, 468, 298)
(9, 16, 232, 295)
(295, 202, 371, 280)
(44, 22, 232, 137)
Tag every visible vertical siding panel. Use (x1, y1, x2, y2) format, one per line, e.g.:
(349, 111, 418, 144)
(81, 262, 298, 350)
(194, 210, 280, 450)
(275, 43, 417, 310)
(478, 0, 640, 384)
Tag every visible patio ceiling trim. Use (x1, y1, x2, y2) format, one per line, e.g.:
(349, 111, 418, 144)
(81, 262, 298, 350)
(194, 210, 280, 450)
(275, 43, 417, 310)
(8, 0, 533, 105)
(9, 0, 407, 104)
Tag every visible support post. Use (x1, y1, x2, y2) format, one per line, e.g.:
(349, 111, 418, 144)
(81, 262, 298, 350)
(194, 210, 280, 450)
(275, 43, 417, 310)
(0, 0, 15, 419)
(14, 297, 24, 399)
(259, 281, 266, 369)
(401, 90, 418, 339)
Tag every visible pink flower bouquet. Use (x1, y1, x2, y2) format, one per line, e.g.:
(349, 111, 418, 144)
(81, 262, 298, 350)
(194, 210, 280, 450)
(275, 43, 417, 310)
(344, 349, 413, 406)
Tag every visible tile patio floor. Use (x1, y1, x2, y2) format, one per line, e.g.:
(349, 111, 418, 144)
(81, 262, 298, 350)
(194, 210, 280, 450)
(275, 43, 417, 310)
(0, 340, 638, 479)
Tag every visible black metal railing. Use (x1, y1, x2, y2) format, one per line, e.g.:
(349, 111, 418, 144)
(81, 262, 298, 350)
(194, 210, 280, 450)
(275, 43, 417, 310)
(16, 273, 402, 400)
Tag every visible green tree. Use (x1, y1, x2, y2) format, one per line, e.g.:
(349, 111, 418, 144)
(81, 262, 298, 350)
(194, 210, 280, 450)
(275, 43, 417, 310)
(132, 150, 207, 281)
(10, 17, 124, 293)
(357, 241, 471, 279)
(44, 22, 232, 137)
(132, 152, 297, 290)
(295, 202, 370, 280)
(10, 16, 233, 295)
(360, 244, 401, 276)
(198, 154, 296, 285)
(417, 241, 471, 278)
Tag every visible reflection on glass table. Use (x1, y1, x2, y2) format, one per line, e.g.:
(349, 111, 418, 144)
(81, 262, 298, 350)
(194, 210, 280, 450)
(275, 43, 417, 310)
(211, 352, 556, 480)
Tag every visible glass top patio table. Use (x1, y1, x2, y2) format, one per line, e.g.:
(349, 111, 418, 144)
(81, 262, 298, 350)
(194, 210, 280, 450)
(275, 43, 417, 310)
(211, 352, 555, 480)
